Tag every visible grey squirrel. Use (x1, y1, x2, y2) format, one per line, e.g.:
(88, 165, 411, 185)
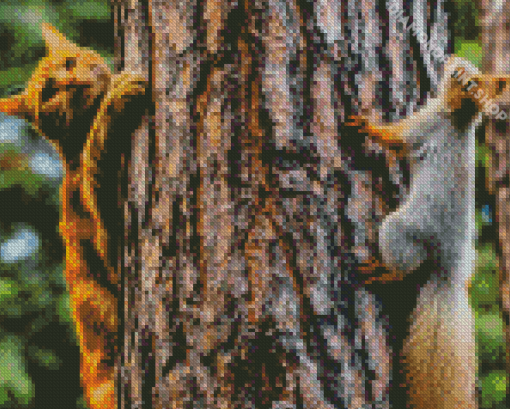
(346, 56, 510, 408)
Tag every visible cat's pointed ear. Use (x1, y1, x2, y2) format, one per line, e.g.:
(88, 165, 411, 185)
(41, 23, 75, 54)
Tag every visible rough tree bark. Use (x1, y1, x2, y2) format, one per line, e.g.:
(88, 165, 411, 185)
(115, 0, 453, 407)
(480, 0, 510, 397)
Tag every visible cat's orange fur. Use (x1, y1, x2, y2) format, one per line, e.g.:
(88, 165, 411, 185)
(0, 24, 147, 409)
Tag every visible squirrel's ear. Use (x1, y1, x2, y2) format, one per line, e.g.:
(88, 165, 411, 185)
(41, 23, 74, 54)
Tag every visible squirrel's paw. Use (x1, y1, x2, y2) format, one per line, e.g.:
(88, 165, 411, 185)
(358, 256, 408, 285)
(345, 115, 369, 133)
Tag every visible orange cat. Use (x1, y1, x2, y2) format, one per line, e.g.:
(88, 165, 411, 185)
(0, 23, 148, 409)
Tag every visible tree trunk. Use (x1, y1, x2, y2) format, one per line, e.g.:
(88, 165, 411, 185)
(117, 0, 451, 407)
(480, 0, 510, 397)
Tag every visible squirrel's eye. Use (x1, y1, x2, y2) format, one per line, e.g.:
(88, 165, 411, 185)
(65, 58, 75, 71)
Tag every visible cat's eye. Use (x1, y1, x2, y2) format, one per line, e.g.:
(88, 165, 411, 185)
(65, 58, 76, 71)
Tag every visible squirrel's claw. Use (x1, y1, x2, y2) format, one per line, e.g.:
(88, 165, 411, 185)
(358, 256, 409, 285)
(345, 115, 367, 130)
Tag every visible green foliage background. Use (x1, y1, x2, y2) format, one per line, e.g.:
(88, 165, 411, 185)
(0, 0, 505, 408)
(454, 0, 508, 406)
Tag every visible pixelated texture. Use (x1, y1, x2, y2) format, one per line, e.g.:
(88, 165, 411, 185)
(0, 23, 148, 409)
(1, 0, 508, 408)
(481, 1, 510, 401)
(118, 0, 494, 408)
(118, 1, 481, 408)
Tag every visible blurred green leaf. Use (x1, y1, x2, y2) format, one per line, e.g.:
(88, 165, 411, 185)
(0, 278, 24, 317)
(473, 243, 499, 310)
(476, 140, 491, 169)
(456, 40, 482, 68)
(453, 0, 480, 44)
(0, 4, 55, 71)
(476, 208, 483, 235)
(0, 334, 34, 407)
(480, 371, 507, 408)
(76, 395, 91, 409)
(27, 345, 62, 370)
(0, 64, 36, 95)
(472, 272, 499, 307)
(67, 1, 109, 20)
(477, 313, 506, 365)
(0, 278, 18, 299)
(56, 293, 74, 327)
(0, 386, 8, 406)
(47, 262, 66, 290)
(22, 280, 52, 311)
(0, 169, 47, 196)
(476, 243, 498, 275)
